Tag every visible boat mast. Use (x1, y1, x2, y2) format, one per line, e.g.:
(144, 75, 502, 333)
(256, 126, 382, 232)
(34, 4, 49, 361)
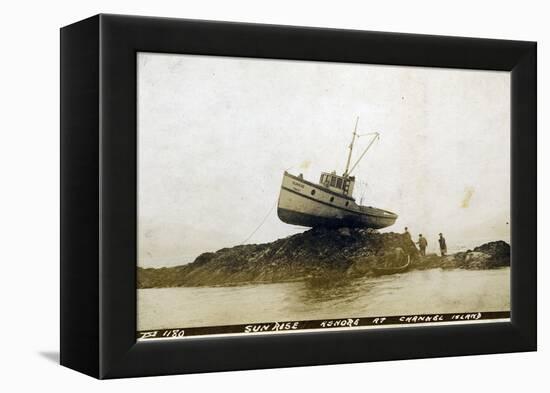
(343, 117, 359, 177)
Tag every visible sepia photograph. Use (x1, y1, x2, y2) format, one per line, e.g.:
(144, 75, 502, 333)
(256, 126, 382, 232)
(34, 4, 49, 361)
(136, 52, 511, 339)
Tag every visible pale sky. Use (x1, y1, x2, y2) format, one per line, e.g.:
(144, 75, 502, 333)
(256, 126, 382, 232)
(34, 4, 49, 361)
(137, 52, 510, 267)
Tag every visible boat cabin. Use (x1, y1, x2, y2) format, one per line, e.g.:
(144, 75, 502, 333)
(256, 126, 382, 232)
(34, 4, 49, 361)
(319, 171, 355, 196)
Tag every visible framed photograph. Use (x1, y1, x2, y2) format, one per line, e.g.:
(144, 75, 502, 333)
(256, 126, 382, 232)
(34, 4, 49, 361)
(61, 14, 536, 379)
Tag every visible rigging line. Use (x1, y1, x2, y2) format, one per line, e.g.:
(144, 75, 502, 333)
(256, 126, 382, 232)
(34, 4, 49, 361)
(348, 132, 380, 175)
(240, 197, 279, 245)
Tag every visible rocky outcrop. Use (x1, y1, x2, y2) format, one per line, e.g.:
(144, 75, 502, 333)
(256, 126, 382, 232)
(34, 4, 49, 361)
(418, 241, 510, 270)
(137, 229, 510, 288)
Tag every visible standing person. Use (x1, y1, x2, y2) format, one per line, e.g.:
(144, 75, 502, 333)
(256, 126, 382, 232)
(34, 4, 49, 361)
(403, 227, 411, 240)
(438, 233, 447, 256)
(417, 234, 427, 256)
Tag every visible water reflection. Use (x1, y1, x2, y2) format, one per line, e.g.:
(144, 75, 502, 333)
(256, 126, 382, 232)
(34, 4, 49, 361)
(137, 268, 510, 330)
(300, 275, 373, 303)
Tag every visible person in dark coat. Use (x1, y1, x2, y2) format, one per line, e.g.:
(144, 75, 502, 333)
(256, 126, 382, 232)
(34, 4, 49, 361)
(417, 234, 428, 256)
(438, 233, 447, 256)
(403, 227, 411, 240)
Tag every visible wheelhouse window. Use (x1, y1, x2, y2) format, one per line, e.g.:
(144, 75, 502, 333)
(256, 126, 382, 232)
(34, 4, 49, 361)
(320, 172, 351, 193)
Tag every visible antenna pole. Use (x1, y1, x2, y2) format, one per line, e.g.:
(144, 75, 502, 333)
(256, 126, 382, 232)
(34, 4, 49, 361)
(344, 117, 359, 177)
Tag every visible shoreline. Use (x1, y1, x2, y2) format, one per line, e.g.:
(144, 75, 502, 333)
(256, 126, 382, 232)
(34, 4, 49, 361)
(138, 228, 510, 289)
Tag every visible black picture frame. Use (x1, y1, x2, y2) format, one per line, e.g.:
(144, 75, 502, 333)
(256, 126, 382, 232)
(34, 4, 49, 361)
(60, 14, 536, 379)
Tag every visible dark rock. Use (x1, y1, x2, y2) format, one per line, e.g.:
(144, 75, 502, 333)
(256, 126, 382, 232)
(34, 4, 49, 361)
(463, 252, 492, 269)
(137, 229, 510, 288)
(473, 241, 510, 268)
(338, 227, 352, 237)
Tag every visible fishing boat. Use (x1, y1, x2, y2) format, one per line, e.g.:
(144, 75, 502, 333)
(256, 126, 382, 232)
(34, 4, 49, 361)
(277, 118, 398, 229)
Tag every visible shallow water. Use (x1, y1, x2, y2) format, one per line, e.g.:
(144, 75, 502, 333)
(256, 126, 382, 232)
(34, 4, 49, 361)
(137, 267, 510, 330)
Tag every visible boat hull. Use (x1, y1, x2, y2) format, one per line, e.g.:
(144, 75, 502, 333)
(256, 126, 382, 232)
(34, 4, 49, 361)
(277, 172, 397, 229)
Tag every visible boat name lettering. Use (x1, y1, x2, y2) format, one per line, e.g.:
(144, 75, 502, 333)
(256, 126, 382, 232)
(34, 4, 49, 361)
(319, 318, 360, 328)
(244, 321, 300, 333)
(291, 181, 305, 189)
